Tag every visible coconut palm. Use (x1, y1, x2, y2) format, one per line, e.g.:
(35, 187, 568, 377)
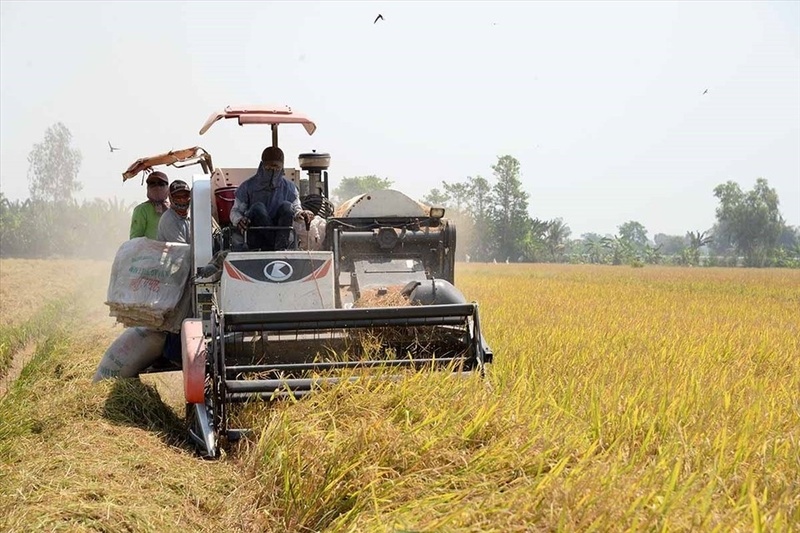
(545, 219, 571, 262)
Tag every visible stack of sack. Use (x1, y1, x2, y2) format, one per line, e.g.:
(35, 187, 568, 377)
(105, 237, 193, 332)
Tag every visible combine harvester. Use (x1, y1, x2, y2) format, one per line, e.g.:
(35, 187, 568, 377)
(123, 105, 493, 458)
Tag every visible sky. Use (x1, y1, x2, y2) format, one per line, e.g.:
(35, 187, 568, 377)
(1, 1, 798, 238)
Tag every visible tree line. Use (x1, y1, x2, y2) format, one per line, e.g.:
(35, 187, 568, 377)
(1, 123, 131, 259)
(2, 123, 798, 268)
(0, 193, 131, 259)
(334, 156, 800, 268)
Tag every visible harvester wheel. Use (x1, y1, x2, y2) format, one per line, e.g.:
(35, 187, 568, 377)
(182, 318, 221, 458)
(185, 395, 219, 459)
(182, 319, 207, 404)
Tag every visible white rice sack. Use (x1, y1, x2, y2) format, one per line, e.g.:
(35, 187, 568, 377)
(105, 238, 192, 328)
(92, 327, 168, 381)
(161, 282, 193, 333)
(293, 216, 327, 251)
(309, 217, 327, 251)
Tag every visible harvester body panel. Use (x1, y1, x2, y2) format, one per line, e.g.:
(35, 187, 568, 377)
(219, 252, 335, 313)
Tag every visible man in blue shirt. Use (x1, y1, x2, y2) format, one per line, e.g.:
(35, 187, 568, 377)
(229, 146, 313, 250)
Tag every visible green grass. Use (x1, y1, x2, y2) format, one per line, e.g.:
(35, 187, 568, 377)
(0, 297, 76, 380)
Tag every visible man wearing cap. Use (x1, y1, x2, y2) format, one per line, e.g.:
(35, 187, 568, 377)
(157, 179, 193, 368)
(229, 146, 314, 250)
(157, 180, 192, 244)
(130, 171, 170, 240)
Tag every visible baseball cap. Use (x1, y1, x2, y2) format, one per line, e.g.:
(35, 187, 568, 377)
(146, 171, 169, 185)
(261, 146, 284, 164)
(169, 180, 190, 194)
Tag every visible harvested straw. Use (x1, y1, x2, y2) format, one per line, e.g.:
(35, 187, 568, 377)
(353, 286, 415, 308)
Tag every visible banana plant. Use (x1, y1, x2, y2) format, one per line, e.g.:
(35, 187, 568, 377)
(685, 230, 713, 266)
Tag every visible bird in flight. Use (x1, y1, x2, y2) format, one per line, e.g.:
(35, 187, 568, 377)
(702, 89, 709, 95)
(108, 141, 121, 152)
(374, 14, 384, 24)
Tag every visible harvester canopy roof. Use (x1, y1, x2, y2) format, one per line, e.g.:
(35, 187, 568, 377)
(199, 105, 317, 136)
(122, 146, 213, 182)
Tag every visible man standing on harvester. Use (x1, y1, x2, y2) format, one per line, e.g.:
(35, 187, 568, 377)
(129, 171, 170, 239)
(157, 180, 192, 244)
(229, 146, 313, 251)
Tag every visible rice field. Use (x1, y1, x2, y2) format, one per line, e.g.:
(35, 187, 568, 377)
(1, 259, 798, 532)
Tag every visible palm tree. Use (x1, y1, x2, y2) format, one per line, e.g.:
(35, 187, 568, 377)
(584, 238, 606, 264)
(643, 243, 663, 265)
(602, 235, 634, 265)
(545, 219, 571, 262)
(686, 230, 713, 266)
(522, 218, 549, 261)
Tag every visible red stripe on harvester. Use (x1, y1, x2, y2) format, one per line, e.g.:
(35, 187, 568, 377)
(302, 259, 332, 282)
(314, 259, 332, 279)
(224, 261, 252, 282)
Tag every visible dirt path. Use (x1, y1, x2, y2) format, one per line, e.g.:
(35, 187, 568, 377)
(0, 340, 36, 398)
(1, 258, 114, 386)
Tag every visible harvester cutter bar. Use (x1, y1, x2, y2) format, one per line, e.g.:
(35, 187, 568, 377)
(226, 375, 365, 393)
(215, 303, 488, 401)
(229, 390, 313, 402)
(226, 356, 467, 373)
(225, 372, 475, 402)
(223, 303, 477, 331)
(229, 317, 466, 331)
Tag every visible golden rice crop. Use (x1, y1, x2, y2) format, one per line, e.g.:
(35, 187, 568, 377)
(1, 259, 798, 532)
(0, 259, 110, 327)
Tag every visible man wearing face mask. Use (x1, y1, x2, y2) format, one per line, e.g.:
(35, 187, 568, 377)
(228, 146, 314, 251)
(130, 171, 170, 240)
(157, 180, 192, 244)
(155, 179, 193, 370)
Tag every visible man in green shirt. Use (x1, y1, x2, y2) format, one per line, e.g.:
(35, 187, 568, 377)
(129, 171, 170, 239)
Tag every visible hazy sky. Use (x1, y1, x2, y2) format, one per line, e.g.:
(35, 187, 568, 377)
(1, 1, 798, 238)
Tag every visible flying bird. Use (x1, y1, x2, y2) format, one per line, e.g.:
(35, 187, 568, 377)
(374, 14, 384, 24)
(108, 141, 121, 152)
(702, 89, 709, 95)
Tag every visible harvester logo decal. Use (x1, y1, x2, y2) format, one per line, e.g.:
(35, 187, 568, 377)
(264, 261, 294, 282)
(223, 258, 330, 283)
